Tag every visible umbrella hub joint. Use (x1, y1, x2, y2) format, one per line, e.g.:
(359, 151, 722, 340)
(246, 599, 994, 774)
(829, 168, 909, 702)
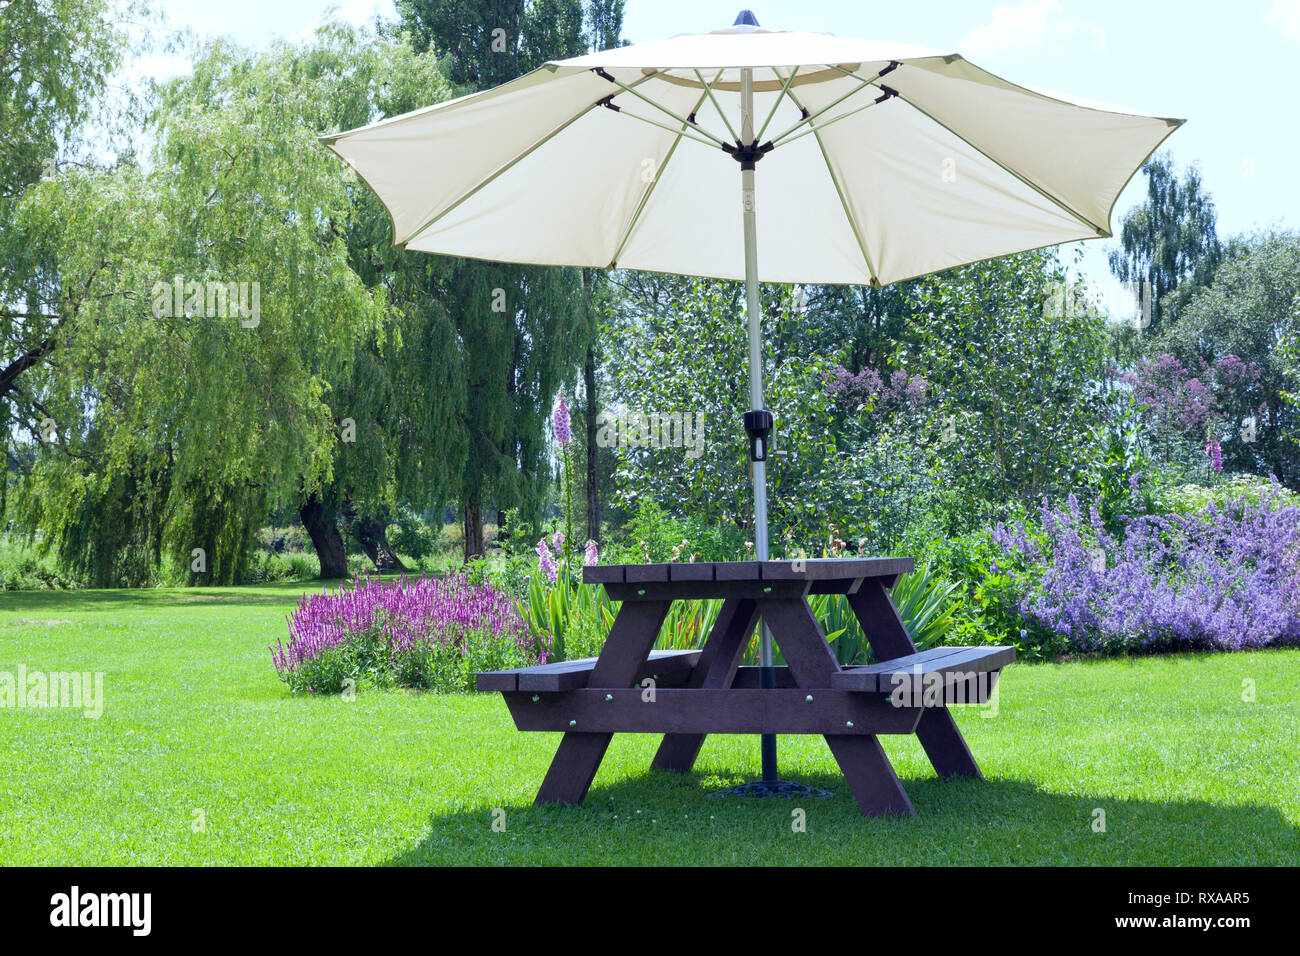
(723, 139, 775, 171)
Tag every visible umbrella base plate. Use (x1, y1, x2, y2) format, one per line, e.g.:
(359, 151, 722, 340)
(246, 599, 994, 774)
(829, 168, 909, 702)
(710, 780, 832, 799)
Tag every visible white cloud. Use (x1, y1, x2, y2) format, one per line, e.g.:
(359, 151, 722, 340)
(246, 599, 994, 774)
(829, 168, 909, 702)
(959, 0, 1080, 57)
(1267, 0, 1300, 42)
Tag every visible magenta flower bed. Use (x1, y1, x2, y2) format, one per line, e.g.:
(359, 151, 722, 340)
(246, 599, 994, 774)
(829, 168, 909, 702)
(992, 481, 1300, 652)
(271, 572, 536, 693)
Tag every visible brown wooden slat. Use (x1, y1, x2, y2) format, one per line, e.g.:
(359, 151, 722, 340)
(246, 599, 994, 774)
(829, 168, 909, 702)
(625, 563, 671, 583)
(505, 689, 922, 735)
(667, 562, 714, 581)
(758, 557, 914, 581)
(586, 558, 913, 585)
(603, 579, 810, 601)
(582, 564, 624, 584)
(475, 671, 519, 692)
(850, 646, 970, 673)
(715, 561, 759, 580)
(506, 650, 701, 692)
(831, 646, 1016, 692)
(731, 665, 797, 688)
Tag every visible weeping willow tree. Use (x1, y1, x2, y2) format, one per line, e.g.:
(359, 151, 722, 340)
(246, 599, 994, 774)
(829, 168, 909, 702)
(393, 0, 606, 559)
(8, 24, 388, 585)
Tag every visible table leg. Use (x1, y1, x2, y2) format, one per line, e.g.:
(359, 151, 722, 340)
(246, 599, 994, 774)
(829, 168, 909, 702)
(760, 599, 917, 816)
(651, 598, 759, 773)
(825, 736, 916, 816)
(848, 579, 982, 779)
(534, 600, 670, 806)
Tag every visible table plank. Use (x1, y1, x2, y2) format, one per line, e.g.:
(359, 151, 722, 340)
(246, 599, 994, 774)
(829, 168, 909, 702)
(505, 689, 923, 735)
(583, 557, 915, 586)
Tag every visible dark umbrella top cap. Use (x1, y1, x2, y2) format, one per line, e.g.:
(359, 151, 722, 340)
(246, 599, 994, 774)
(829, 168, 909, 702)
(734, 10, 760, 26)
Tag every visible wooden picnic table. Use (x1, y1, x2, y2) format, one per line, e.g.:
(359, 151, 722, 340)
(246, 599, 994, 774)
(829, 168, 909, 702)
(476, 558, 1014, 816)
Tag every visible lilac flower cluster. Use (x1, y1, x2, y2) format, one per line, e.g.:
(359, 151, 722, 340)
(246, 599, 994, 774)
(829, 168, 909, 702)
(271, 572, 535, 678)
(827, 366, 931, 415)
(1120, 352, 1263, 437)
(991, 480, 1300, 652)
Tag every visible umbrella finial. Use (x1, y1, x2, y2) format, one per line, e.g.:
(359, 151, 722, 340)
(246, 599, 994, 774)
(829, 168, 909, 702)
(734, 9, 760, 27)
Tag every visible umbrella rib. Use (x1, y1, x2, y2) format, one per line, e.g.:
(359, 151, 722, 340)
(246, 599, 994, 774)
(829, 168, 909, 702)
(768, 62, 899, 147)
(774, 91, 892, 147)
(756, 66, 799, 142)
(784, 84, 883, 288)
(594, 69, 731, 148)
(604, 108, 722, 150)
(694, 69, 741, 142)
(893, 94, 1109, 237)
(606, 86, 714, 269)
(399, 69, 672, 247)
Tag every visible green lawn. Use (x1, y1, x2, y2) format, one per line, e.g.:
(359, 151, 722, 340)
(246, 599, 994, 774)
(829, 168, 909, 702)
(0, 583, 1296, 865)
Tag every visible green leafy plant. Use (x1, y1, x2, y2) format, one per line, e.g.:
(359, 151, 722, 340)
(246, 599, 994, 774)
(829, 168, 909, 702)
(811, 564, 960, 664)
(520, 536, 617, 662)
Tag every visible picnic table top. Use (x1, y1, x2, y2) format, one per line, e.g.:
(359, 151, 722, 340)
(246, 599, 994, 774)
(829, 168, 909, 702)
(582, 556, 914, 586)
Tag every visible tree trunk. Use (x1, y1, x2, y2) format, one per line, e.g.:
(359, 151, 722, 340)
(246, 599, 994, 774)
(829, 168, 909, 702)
(463, 493, 485, 561)
(300, 492, 348, 578)
(353, 514, 409, 573)
(584, 343, 599, 545)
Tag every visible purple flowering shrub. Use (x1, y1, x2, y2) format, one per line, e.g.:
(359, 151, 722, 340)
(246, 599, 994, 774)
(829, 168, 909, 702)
(990, 480, 1300, 654)
(271, 572, 537, 694)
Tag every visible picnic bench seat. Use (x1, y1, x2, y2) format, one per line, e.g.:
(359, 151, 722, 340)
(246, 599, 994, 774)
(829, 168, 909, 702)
(832, 645, 1015, 699)
(476, 558, 1015, 816)
(475, 649, 701, 692)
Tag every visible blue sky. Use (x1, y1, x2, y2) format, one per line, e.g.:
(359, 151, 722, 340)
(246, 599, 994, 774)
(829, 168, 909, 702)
(133, 0, 1300, 288)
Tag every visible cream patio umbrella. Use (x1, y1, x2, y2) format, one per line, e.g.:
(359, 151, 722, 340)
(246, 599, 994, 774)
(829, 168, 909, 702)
(323, 9, 1181, 788)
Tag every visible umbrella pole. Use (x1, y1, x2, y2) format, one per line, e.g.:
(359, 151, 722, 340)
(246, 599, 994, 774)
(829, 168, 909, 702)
(739, 66, 779, 784)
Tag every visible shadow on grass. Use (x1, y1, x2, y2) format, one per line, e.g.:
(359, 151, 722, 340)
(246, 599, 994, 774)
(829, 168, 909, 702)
(387, 770, 1300, 866)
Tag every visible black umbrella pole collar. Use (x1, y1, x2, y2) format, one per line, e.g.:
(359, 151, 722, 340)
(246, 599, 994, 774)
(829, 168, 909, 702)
(744, 409, 774, 462)
(724, 139, 775, 170)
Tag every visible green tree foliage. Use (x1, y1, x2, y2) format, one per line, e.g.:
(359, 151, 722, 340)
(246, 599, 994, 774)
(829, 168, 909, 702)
(1109, 152, 1222, 335)
(790, 283, 918, 378)
(902, 250, 1109, 511)
(1163, 231, 1300, 488)
(605, 277, 871, 550)
(0, 0, 139, 515)
(0, 0, 133, 201)
(392, 0, 613, 558)
(8, 25, 391, 584)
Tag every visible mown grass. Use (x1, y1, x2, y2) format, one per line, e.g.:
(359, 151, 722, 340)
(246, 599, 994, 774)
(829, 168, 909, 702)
(0, 584, 1296, 865)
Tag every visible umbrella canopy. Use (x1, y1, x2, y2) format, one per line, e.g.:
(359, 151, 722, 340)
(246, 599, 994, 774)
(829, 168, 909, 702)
(324, 18, 1181, 287)
(324, 11, 1181, 789)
